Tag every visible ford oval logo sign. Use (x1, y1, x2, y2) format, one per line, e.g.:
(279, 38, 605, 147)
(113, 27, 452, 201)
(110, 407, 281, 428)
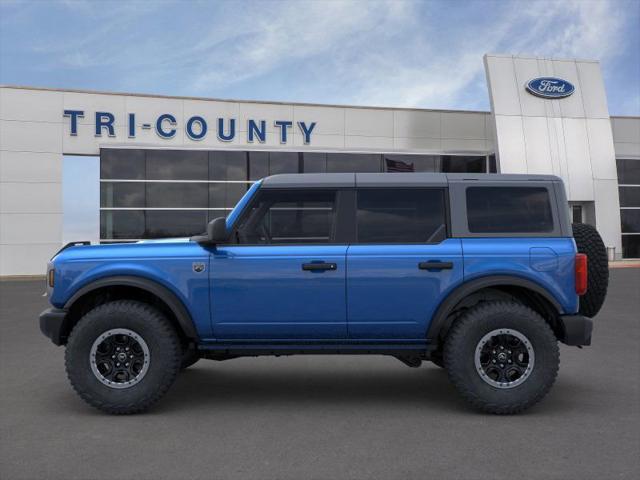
(526, 77, 575, 99)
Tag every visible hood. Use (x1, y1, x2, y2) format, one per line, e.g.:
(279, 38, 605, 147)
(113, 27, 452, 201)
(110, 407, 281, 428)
(52, 237, 202, 263)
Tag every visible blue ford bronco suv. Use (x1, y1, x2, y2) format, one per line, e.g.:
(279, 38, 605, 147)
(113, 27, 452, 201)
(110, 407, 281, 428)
(40, 173, 609, 414)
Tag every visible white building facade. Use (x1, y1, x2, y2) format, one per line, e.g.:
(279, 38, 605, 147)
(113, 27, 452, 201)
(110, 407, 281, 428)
(1, 54, 639, 276)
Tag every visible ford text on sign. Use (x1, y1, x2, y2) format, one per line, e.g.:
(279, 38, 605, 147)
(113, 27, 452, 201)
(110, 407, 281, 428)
(525, 77, 575, 99)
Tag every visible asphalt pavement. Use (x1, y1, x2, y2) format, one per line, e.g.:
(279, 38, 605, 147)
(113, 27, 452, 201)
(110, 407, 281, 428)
(1, 269, 639, 480)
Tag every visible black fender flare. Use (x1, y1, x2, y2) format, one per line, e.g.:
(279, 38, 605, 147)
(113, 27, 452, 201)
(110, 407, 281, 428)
(426, 275, 563, 343)
(64, 275, 198, 339)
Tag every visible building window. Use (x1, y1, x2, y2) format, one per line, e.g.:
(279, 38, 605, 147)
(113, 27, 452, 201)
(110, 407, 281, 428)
(210, 150, 247, 181)
(617, 158, 640, 258)
(572, 205, 583, 224)
(99, 149, 495, 242)
(383, 154, 440, 172)
(441, 155, 486, 173)
(302, 152, 327, 173)
(619, 186, 640, 207)
(147, 150, 209, 180)
(100, 149, 145, 179)
(269, 152, 300, 175)
(621, 236, 640, 259)
(617, 158, 640, 185)
(488, 154, 498, 173)
(326, 153, 381, 173)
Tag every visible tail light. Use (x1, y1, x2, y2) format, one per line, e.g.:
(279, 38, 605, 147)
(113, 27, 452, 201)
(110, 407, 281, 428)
(575, 253, 587, 295)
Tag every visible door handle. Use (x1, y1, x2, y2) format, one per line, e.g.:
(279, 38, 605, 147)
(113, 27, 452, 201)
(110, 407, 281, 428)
(418, 261, 453, 271)
(302, 262, 337, 271)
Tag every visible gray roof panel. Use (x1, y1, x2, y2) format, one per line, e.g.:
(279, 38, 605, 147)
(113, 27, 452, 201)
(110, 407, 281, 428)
(356, 172, 447, 187)
(260, 172, 562, 189)
(261, 173, 355, 188)
(445, 173, 561, 182)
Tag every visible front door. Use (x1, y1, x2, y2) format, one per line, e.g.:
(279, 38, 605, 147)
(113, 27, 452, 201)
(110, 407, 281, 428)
(210, 188, 348, 340)
(346, 188, 464, 339)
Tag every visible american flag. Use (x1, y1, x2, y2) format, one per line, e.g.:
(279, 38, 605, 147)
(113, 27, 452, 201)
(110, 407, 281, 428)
(385, 158, 415, 172)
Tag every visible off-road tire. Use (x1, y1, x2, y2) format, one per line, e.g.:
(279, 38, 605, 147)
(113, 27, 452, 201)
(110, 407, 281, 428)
(65, 300, 182, 414)
(572, 222, 609, 318)
(181, 346, 200, 370)
(443, 301, 559, 414)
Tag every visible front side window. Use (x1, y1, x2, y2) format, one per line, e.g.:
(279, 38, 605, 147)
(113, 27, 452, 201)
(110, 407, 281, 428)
(236, 190, 336, 244)
(356, 188, 447, 243)
(466, 187, 554, 233)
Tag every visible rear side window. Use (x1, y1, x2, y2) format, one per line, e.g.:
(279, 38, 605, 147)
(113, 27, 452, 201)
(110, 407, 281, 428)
(466, 187, 553, 233)
(357, 189, 447, 243)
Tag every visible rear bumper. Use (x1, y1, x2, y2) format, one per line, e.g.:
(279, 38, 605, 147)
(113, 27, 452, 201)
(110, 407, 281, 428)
(39, 308, 69, 346)
(559, 314, 593, 346)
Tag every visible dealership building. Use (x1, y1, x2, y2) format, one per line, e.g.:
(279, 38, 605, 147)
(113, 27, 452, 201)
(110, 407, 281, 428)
(1, 53, 639, 276)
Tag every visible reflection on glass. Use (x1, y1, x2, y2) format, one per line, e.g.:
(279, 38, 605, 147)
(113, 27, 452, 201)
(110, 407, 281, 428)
(100, 183, 145, 208)
(147, 150, 208, 180)
(384, 155, 439, 172)
(269, 152, 299, 175)
(209, 183, 249, 209)
(210, 151, 247, 181)
(249, 152, 269, 180)
(146, 210, 209, 237)
(100, 211, 145, 239)
(146, 183, 208, 208)
(302, 153, 327, 173)
(100, 149, 145, 179)
(327, 153, 381, 173)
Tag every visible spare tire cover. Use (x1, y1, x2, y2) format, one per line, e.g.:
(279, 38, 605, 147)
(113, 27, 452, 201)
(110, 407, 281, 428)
(572, 223, 609, 317)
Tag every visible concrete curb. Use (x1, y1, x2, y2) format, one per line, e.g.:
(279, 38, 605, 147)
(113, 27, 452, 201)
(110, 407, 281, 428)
(609, 261, 640, 269)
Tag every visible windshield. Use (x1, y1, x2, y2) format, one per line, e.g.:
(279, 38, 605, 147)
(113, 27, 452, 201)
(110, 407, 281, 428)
(226, 179, 262, 230)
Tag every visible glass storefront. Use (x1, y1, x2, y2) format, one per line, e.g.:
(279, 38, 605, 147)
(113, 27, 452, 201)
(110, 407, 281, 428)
(617, 158, 640, 258)
(100, 149, 494, 241)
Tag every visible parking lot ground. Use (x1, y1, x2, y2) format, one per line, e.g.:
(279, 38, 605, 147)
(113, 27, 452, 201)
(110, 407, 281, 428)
(1, 269, 639, 480)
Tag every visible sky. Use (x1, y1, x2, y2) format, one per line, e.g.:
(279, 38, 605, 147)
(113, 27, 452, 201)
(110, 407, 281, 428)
(1, 0, 639, 115)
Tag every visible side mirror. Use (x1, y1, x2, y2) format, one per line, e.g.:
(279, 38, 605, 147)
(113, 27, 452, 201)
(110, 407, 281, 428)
(207, 217, 229, 244)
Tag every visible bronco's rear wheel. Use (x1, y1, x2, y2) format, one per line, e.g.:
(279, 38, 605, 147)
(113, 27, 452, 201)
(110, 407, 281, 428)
(65, 300, 182, 414)
(572, 222, 609, 317)
(443, 301, 559, 414)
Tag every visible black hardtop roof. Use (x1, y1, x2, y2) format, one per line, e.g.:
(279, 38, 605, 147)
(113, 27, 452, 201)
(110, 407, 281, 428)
(261, 172, 561, 188)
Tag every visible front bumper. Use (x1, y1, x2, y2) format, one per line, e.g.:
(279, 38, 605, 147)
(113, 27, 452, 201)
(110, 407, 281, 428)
(39, 308, 70, 346)
(559, 314, 593, 346)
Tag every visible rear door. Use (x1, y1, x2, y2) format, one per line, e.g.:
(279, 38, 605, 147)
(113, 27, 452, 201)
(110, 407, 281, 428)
(346, 188, 463, 339)
(210, 188, 349, 340)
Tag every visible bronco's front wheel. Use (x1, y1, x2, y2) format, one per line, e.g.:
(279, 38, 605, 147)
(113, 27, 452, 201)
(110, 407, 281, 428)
(65, 300, 182, 414)
(443, 301, 559, 414)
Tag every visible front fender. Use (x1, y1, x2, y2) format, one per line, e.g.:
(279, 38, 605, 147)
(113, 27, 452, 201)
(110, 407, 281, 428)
(61, 273, 199, 340)
(54, 261, 188, 306)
